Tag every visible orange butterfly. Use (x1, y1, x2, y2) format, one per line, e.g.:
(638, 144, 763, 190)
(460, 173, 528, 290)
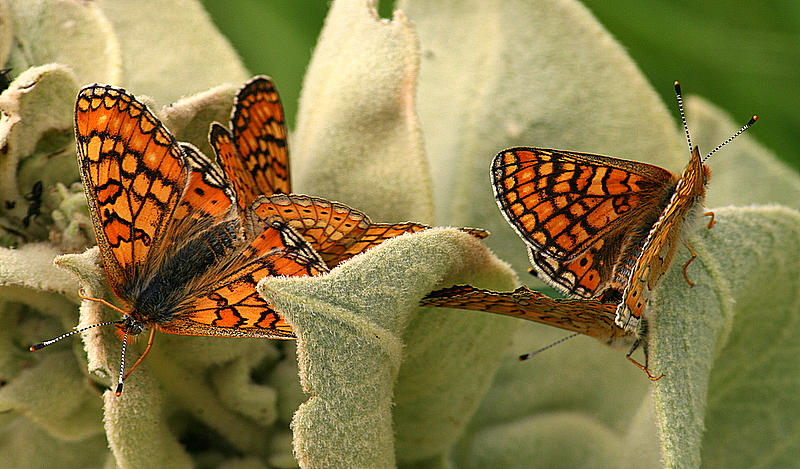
(32, 84, 328, 395)
(209, 77, 489, 268)
(420, 284, 660, 379)
(492, 82, 756, 332)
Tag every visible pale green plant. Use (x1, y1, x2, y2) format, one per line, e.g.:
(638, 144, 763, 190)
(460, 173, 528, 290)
(0, 0, 798, 468)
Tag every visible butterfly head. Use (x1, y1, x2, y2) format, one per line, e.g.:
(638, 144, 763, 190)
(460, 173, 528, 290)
(29, 291, 154, 396)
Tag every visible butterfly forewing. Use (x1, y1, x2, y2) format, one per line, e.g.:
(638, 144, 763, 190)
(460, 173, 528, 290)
(75, 85, 188, 299)
(232, 76, 290, 195)
(492, 148, 678, 299)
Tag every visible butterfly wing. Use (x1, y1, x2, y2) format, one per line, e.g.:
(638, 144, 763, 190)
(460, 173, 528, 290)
(492, 147, 678, 298)
(421, 284, 635, 348)
(162, 217, 327, 338)
(75, 84, 188, 301)
(174, 143, 235, 224)
(252, 193, 473, 269)
(211, 76, 290, 219)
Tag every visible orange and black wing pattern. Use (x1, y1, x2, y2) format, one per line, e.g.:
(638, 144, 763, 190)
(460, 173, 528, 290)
(252, 194, 487, 269)
(211, 76, 290, 218)
(165, 217, 327, 338)
(491, 148, 677, 298)
(75, 84, 188, 301)
(421, 284, 636, 348)
(76, 83, 326, 340)
(173, 143, 235, 225)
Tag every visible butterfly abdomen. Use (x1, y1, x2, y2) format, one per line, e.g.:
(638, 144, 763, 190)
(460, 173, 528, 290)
(131, 221, 240, 324)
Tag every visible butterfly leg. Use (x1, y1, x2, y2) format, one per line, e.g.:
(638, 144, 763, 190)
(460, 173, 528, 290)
(682, 241, 698, 287)
(704, 211, 716, 229)
(78, 289, 128, 315)
(681, 211, 714, 286)
(626, 339, 664, 381)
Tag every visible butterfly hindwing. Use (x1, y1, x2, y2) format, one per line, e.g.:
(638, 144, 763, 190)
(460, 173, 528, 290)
(251, 193, 476, 268)
(421, 284, 635, 348)
(211, 76, 290, 221)
(165, 217, 327, 338)
(174, 143, 235, 224)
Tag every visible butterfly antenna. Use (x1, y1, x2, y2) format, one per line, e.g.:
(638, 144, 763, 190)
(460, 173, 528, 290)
(518, 332, 579, 361)
(29, 320, 123, 351)
(122, 327, 156, 382)
(702, 115, 758, 163)
(115, 327, 130, 396)
(674, 81, 758, 164)
(674, 81, 693, 154)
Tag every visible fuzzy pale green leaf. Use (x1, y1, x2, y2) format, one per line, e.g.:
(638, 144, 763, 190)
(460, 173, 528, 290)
(158, 83, 240, 160)
(5, 0, 120, 86)
(260, 229, 517, 468)
(98, 0, 249, 103)
(396, 0, 800, 468)
(0, 64, 79, 221)
(399, 0, 685, 270)
(292, 0, 433, 223)
(0, 243, 79, 296)
(651, 206, 800, 469)
(0, 0, 13, 67)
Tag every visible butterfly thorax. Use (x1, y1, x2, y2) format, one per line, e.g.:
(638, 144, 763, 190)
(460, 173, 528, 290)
(125, 220, 240, 326)
(614, 147, 710, 331)
(674, 147, 709, 200)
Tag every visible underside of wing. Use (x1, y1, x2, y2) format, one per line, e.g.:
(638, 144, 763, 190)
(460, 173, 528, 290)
(420, 284, 635, 348)
(616, 148, 708, 331)
(231, 77, 290, 195)
(75, 84, 187, 299)
(212, 76, 290, 219)
(209, 123, 253, 219)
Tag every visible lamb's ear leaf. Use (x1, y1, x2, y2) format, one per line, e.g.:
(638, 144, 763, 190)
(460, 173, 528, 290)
(260, 229, 518, 468)
(97, 0, 248, 103)
(397, 0, 685, 276)
(652, 205, 800, 469)
(5, 0, 120, 85)
(292, 0, 433, 223)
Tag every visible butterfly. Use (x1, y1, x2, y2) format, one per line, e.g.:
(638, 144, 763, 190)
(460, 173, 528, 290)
(210, 77, 489, 268)
(32, 83, 329, 395)
(420, 284, 660, 377)
(492, 82, 756, 332)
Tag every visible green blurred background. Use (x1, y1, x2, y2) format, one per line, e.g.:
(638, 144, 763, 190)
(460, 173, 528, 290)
(201, 0, 800, 170)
